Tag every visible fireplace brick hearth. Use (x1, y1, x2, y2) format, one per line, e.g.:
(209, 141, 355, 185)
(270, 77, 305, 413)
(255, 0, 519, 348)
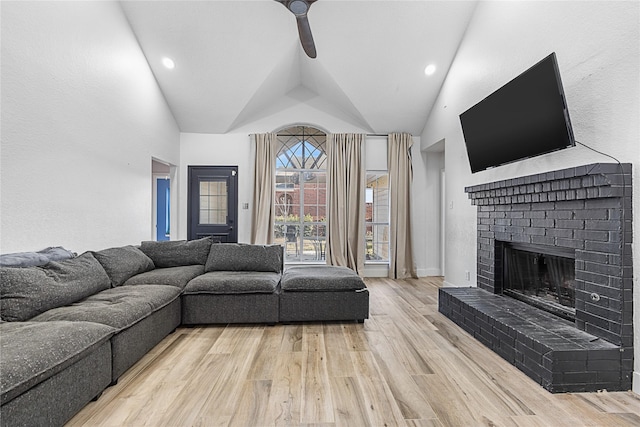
(439, 163, 633, 392)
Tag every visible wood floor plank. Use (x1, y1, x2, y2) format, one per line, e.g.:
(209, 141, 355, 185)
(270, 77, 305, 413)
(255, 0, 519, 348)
(341, 323, 369, 352)
(405, 419, 445, 427)
(227, 379, 272, 427)
(200, 325, 266, 425)
(574, 390, 640, 414)
(161, 353, 235, 426)
(426, 347, 535, 421)
(323, 323, 356, 378)
(507, 415, 557, 427)
(555, 392, 640, 427)
(280, 324, 304, 352)
(490, 370, 590, 427)
(365, 327, 438, 421)
(411, 373, 479, 427)
(264, 352, 304, 426)
(376, 314, 434, 375)
(329, 376, 371, 427)
(301, 324, 334, 424)
(350, 350, 408, 426)
(248, 326, 285, 380)
(66, 278, 640, 427)
(208, 324, 262, 354)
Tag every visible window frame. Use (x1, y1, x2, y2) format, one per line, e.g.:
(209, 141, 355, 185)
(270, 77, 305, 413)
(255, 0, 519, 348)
(274, 126, 327, 263)
(364, 170, 390, 264)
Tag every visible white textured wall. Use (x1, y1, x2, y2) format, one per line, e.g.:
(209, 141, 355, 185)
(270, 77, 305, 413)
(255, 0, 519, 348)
(1, 2, 180, 253)
(421, 1, 639, 390)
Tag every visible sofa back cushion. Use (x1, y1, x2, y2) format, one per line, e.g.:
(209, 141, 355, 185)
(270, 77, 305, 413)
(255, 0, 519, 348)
(140, 237, 212, 267)
(0, 252, 111, 322)
(205, 243, 283, 273)
(92, 246, 155, 287)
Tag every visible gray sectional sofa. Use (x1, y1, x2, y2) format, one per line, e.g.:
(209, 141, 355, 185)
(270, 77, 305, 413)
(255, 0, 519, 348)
(0, 238, 368, 426)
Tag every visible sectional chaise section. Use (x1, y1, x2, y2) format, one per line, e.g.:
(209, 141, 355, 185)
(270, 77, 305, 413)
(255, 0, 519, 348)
(0, 238, 369, 426)
(0, 321, 113, 427)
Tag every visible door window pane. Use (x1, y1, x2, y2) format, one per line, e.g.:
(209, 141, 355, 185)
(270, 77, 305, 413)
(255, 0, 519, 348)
(199, 180, 227, 224)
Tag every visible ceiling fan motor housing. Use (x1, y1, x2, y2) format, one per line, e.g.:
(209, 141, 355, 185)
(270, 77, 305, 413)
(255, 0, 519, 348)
(288, 0, 309, 15)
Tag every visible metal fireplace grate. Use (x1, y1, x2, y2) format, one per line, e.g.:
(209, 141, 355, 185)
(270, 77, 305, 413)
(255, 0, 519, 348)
(502, 242, 576, 321)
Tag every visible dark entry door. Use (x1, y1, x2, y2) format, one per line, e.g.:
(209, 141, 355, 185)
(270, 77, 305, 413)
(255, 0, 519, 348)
(188, 166, 238, 242)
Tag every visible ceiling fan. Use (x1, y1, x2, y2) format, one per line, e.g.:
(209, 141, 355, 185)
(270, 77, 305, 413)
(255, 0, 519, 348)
(276, 0, 318, 58)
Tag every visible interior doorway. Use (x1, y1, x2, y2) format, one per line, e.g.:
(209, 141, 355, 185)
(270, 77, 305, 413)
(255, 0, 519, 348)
(440, 168, 445, 276)
(152, 159, 173, 241)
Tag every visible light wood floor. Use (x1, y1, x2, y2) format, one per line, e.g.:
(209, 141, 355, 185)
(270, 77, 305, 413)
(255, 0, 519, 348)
(67, 277, 640, 427)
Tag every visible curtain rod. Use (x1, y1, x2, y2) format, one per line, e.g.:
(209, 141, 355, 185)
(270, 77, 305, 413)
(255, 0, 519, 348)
(248, 133, 390, 137)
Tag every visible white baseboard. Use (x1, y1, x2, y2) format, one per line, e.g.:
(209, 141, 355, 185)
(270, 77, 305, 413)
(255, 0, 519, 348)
(363, 265, 388, 277)
(633, 371, 640, 394)
(418, 268, 442, 277)
(344, 266, 446, 278)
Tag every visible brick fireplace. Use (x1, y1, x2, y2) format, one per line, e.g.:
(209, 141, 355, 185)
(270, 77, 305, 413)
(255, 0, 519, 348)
(439, 163, 633, 392)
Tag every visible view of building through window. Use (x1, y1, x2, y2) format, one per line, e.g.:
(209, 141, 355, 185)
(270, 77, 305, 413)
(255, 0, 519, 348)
(274, 126, 327, 262)
(365, 172, 390, 262)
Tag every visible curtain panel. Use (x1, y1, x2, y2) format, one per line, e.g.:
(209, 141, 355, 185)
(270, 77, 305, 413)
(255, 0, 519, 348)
(326, 133, 366, 275)
(250, 133, 277, 244)
(388, 132, 417, 279)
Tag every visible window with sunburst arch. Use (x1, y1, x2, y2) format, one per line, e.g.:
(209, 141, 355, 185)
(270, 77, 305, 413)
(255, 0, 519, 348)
(274, 125, 327, 263)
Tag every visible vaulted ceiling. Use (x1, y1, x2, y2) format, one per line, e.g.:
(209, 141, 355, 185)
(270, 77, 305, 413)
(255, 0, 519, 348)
(120, 0, 478, 135)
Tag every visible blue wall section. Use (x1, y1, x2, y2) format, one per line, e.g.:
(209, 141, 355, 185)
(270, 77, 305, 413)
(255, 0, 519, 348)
(157, 178, 170, 241)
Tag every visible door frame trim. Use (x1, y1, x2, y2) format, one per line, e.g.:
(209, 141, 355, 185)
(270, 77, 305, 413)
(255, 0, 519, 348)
(187, 165, 239, 242)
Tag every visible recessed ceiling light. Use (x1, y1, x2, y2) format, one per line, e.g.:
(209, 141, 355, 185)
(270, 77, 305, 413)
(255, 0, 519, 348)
(162, 57, 175, 69)
(424, 64, 436, 76)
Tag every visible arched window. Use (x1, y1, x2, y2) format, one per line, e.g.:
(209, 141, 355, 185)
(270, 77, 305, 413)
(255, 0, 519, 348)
(274, 126, 327, 262)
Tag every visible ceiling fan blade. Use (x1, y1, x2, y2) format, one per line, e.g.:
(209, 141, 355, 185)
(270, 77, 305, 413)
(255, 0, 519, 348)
(275, 0, 318, 58)
(296, 15, 317, 58)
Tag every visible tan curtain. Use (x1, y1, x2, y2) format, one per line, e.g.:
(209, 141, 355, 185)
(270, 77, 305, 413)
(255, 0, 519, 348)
(326, 133, 365, 274)
(250, 133, 277, 244)
(388, 132, 417, 279)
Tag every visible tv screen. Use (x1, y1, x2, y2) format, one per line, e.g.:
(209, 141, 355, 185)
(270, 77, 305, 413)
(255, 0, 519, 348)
(460, 52, 575, 173)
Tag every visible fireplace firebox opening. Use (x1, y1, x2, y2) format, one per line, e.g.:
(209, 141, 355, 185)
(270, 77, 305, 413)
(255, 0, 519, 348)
(501, 242, 576, 322)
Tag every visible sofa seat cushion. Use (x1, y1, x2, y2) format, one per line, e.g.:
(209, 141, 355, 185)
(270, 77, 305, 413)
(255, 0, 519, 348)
(184, 271, 281, 295)
(281, 266, 366, 292)
(0, 252, 111, 322)
(30, 285, 182, 332)
(92, 246, 155, 287)
(0, 321, 115, 405)
(123, 265, 205, 289)
(205, 244, 283, 273)
(140, 237, 212, 268)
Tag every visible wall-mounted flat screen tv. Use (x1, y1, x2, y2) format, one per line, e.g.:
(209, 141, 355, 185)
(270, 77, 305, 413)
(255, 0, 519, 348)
(460, 52, 575, 173)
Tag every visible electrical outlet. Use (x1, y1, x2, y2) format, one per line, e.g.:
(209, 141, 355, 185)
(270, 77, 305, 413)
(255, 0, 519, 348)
(242, 203, 249, 210)
(465, 271, 470, 281)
